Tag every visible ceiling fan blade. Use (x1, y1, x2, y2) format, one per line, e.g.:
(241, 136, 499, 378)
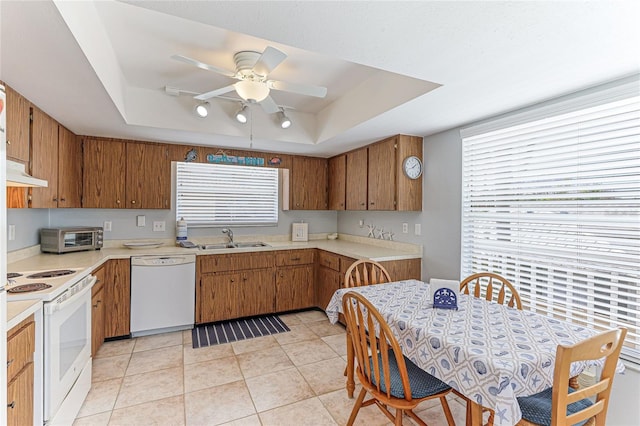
(194, 85, 236, 101)
(268, 80, 327, 98)
(171, 54, 236, 78)
(259, 95, 280, 114)
(252, 47, 287, 77)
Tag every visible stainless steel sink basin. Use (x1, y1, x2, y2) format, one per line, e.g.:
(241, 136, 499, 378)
(200, 242, 270, 250)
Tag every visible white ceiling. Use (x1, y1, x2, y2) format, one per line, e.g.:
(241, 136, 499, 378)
(1, 1, 639, 157)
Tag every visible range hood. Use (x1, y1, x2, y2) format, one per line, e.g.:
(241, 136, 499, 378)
(6, 160, 48, 187)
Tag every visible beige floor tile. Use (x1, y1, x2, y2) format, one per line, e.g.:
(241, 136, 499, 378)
(281, 338, 339, 366)
(219, 414, 262, 426)
(94, 339, 135, 359)
(133, 331, 183, 352)
(231, 335, 279, 355)
(184, 355, 243, 393)
(259, 397, 338, 426)
(109, 395, 185, 425)
(125, 344, 183, 376)
(245, 367, 314, 412)
(73, 411, 111, 426)
(114, 366, 183, 409)
(236, 346, 294, 379)
(411, 394, 468, 426)
(322, 334, 349, 357)
(92, 354, 130, 382)
(298, 357, 347, 396)
(295, 309, 329, 323)
(272, 324, 318, 345)
(305, 319, 346, 337)
(318, 387, 393, 426)
(183, 342, 234, 365)
(183, 329, 193, 345)
(184, 380, 255, 425)
(77, 378, 122, 418)
(278, 313, 303, 327)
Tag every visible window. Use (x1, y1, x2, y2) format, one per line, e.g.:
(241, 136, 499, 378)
(460, 77, 640, 362)
(176, 162, 279, 227)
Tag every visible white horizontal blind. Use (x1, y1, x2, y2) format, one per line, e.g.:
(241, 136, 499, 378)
(461, 83, 640, 362)
(176, 162, 278, 227)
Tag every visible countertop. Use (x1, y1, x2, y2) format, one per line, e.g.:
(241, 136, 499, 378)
(7, 299, 42, 330)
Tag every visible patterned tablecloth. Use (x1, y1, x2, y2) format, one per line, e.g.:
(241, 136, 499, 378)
(326, 279, 625, 426)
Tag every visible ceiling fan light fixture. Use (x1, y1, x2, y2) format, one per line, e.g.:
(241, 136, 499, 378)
(235, 104, 249, 124)
(234, 80, 270, 102)
(277, 109, 292, 129)
(194, 101, 209, 118)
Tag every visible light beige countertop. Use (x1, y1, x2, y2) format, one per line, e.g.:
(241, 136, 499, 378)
(7, 299, 42, 330)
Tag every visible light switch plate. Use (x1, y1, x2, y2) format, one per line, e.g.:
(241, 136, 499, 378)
(103, 221, 112, 232)
(415, 223, 421, 236)
(8, 225, 16, 241)
(136, 215, 146, 227)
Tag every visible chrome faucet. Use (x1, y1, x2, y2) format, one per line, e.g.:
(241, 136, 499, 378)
(222, 228, 236, 247)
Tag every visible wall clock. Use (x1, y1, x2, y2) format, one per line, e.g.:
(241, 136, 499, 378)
(402, 155, 423, 179)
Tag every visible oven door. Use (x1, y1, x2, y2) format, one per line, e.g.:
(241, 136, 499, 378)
(43, 276, 95, 420)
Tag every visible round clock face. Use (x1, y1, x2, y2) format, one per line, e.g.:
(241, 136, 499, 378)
(403, 156, 423, 179)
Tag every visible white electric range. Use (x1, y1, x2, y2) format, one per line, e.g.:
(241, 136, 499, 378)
(6, 267, 95, 425)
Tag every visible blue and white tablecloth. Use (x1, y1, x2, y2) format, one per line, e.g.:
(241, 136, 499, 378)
(326, 279, 625, 426)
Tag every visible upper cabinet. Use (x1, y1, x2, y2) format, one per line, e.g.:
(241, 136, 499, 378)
(57, 125, 83, 208)
(126, 141, 170, 209)
(291, 156, 328, 210)
(4, 84, 30, 163)
(83, 138, 127, 209)
(328, 155, 346, 210)
(331, 134, 423, 211)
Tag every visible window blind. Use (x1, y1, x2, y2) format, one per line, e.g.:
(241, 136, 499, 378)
(461, 78, 640, 362)
(176, 162, 278, 227)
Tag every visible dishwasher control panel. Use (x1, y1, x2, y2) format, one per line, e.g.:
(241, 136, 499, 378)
(131, 255, 196, 267)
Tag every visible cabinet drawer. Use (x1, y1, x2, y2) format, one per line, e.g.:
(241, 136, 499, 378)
(276, 249, 315, 266)
(199, 253, 275, 273)
(7, 316, 35, 382)
(318, 250, 340, 271)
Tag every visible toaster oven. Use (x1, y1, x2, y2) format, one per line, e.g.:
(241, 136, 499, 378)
(40, 227, 104, 253)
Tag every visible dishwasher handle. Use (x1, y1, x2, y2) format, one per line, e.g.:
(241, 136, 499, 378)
(131, 254, 196, 266)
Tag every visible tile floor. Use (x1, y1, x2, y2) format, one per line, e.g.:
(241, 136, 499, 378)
(74, 309, 469, 426)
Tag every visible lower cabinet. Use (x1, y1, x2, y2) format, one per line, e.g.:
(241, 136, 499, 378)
(91, 269, 106, 356)
(103, 259, 131, 338)
(316, 251, 342, 310)
(6, 315, 35, 426)
(276, 266, 314, 312)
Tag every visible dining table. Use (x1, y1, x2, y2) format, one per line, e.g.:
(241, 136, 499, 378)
(325, 279, 625, 426)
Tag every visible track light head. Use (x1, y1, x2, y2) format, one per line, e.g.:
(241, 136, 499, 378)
(235, 104, 249, 124)
(277, 109, 291, 129)
(194, 102, 209, 118)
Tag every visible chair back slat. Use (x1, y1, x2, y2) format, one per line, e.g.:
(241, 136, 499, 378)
(345, 260, 392, 288)
(460, 272, 523, 310)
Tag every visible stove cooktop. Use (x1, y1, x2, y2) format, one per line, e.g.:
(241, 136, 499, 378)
(5, 267, 90, 302)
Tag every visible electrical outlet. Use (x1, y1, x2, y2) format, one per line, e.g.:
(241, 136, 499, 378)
(136, 215, 146, 227)
(153, 221, 166, 232)
(414, 223, 421, 236)
(8, 225, 16, 241)
(103, 221, 112, 232)
(402, 223, 408, 233)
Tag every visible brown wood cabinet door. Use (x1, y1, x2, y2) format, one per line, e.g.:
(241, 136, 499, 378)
(328, 155, 346, 210)
(126, 142, 170, 209)
(379, 258, 421, 281)
(276, 265, 314, 312)
(91, 283, 105, 357)
(6, 363, 34, 426)
(83, 138, 126, 208)
(57, 126, 82, 208)
(368, 138, 396, 210)
(316, 265, 340, 311)
(104, 259, 131, 338)
(29, 108, 58, 208)
(238, 268, 275, 317)
(291, 156, 328, 210)
(346, 148, 368, 210)
(5, 85, 30, 163)
(199, 272, 239, 323)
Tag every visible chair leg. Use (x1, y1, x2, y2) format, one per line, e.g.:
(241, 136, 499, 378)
(345, 331, 355, 398)
(395, 408, 403, 426)
(347, 387, 367, 426)
(440, 395, 456, 426)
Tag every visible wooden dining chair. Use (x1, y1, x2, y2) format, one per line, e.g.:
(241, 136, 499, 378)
(343, 259, 393, 398)
(342, 291, 455, 426)
(516, 327, 627, 426)
(460, 272, 522, 309)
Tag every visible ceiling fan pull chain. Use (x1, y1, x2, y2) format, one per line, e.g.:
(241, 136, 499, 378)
(250, 107, 254, 148)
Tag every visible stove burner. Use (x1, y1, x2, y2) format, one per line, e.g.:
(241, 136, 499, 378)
(7, 283, 53, 293)
(7, 272, 22, 279)
(26, 269, 76, 279)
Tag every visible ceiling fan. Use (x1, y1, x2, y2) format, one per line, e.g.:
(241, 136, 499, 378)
(171, 46, 328, 114)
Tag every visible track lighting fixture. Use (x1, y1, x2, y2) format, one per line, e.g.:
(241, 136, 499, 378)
(277, 108, 291, 129)
(194, 101, 209, 118)
(235, 104, 249, 124)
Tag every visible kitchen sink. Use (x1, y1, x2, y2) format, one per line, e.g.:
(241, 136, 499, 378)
(200, 242, 270, 250)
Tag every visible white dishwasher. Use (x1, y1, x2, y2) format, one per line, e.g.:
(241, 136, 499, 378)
(130, 254, 196, 337)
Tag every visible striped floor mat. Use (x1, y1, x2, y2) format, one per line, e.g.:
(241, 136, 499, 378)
(192, 314, 290, 348)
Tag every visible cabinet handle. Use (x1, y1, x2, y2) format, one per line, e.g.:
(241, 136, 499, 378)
(291, 257, 301, 261)
(7, 401, 15, 409)
(370, 202, 375, 205)
(131, 200, 136, 204)
(360, 202, 365, 206)
(60, 198, 66, 202)
(6, 140, 10, 145)
(7, 358, 14, 368)
(116, 200, 121, 204)
(230, 279, 235, 283)
(53, 197, 58, 202)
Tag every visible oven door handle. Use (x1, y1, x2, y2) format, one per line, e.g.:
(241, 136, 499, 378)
(44, 275, 96, 315)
